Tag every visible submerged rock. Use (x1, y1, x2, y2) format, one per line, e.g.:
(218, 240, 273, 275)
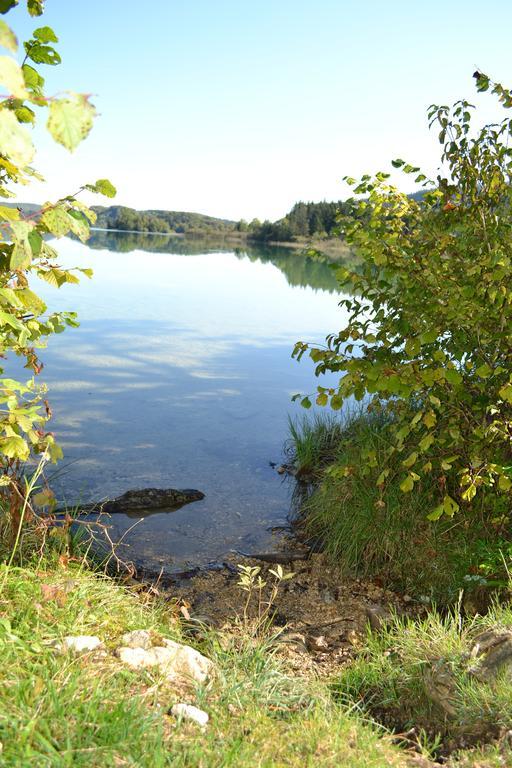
(61, 488, 205, 516)
(170, 703, 209, 728)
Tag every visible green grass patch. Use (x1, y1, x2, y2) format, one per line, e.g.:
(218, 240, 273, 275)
(335, 601, 512, 757)
(288, 411, 512, 604)
(0, 562, 417, 767)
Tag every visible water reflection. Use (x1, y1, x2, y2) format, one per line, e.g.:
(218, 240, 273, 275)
(24, 235, 349, 571)
(87, 229, 343, 292)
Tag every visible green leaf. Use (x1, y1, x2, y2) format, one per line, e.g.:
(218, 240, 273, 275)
(300, 396, 312, 410)
(419, 433, 434, 452)
(9, 220, 33, 269)
(0, 54, 28, 98)
(442, 494, 459, 517)
(88, 178, 116, 198)
(427, 504, 444, 521)
(0, 434, 29, 460)
(0, 20, 17, 52)
(22, 62, 44, 93)
(24, 40, 60, 65)
(498, 475, 512, 492)
(47, 95, 96, 151)
(376, 468, 390, 486)
(0, 1, 18, 14)
(33, 26, 58, 43)
(444, 368, 462, 386)
(0, 108, 34, 165)
(28, 229, 42, 257)
(499, 383, 512, 403)
(0, 204, 19, 221)
(475, 363, 493, 379)
(402, 451, 418, 469)
(14, 105, 35, 123)
(17, 288, 46, 315)
(27, 0, 44, 15)
(400, 474, 414, 493)
(40, 206, 71, 237)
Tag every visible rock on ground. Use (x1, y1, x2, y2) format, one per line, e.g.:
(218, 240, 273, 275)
(116, 637, 213, 684)
(58, 636, 103, 653)
(120, 629, 153, 649)
(170, 703, 209, 727)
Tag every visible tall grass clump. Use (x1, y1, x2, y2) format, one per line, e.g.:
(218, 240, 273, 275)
(287, 411, 512, 604)
(335, 601, 512, 752)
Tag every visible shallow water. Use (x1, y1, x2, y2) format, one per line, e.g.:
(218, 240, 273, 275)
(26, 233, 349, 571)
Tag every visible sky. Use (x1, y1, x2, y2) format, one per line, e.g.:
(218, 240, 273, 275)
(8, 0, 512, 221)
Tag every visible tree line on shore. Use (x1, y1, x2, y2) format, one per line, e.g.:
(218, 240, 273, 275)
(91, 199, 359, 242)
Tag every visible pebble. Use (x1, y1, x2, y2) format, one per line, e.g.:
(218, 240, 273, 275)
(170, 703, 209, 728)
(59, 636, 103, 653)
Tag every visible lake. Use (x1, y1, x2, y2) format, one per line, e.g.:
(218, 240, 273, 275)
(29, 232, 349, 573)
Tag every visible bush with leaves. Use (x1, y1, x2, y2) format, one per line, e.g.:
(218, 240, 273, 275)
(0, 1, 115, 526)
(294, 74, 512, 521)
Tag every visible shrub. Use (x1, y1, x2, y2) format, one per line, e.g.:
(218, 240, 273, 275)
(294, 74, 512, 523)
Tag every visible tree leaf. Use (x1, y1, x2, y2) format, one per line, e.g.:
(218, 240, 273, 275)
(0, 434, 29, 460)
(0, 54, 28, 98)
(47, 95, 96, 151)
(0, 20, 17, 52)
(88, 178, 116, 198)
(0, 108, 34, 165)
(400, 474, 414, 493)
(9, 220, 33, 269)
(33, 26, 57, 43)
(0, 1, 18, 15)
(40, 205, 71, 236)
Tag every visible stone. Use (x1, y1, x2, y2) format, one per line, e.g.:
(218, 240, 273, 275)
(116, 639, 214, 684)
(170, 703, 209, 728)
(305, 634, 329, 652)
(120, 629, 153, 649)
(423, 659, 458, 717)
(365, 604, 392, 632)
(60, 635, 103, 653)
(468, 629, 512, 683)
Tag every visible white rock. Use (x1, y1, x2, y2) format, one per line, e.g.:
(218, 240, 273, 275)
(116, 640, 213, 683)
(61, 635, 103, 653)
(120, 629, 153, 649)
(162, 639, 213, 683)
(171, 703, 209, 728)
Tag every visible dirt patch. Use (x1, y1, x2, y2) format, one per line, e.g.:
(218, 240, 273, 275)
(172, 550, 416, 676)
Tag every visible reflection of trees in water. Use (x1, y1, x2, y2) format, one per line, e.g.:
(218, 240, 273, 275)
(86, 230, 358, 293)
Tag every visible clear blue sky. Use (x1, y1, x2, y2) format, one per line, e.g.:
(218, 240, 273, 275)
(10, 0, 512, 221)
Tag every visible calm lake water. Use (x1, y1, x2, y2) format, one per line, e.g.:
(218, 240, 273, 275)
(28, 232, 349, 572)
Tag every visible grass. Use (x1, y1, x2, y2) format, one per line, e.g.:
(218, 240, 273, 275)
(0, 561, 419, 768)
(287, 411, 512, 604)
(335, 600, 512, 757)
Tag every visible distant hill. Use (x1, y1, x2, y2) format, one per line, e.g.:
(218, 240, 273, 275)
(6, 190, 431, 243)
(92, 205, 238, 235)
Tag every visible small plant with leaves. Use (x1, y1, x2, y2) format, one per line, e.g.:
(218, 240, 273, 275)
(236, 563, 294, 635)
(294, 73, 512, 522)
(0, 1, 116, 537)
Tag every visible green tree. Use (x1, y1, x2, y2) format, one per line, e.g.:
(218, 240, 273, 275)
(294, 73, 512, 519)
(0, 1, 115, 519)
